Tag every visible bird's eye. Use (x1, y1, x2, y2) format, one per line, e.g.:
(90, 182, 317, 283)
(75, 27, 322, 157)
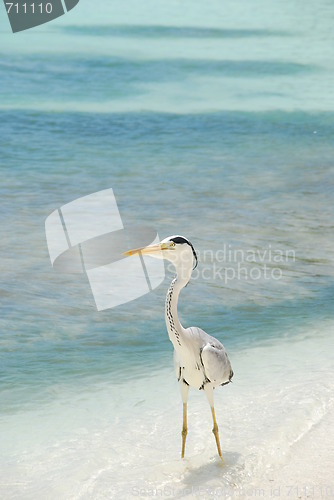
(170, 242, 175, 248)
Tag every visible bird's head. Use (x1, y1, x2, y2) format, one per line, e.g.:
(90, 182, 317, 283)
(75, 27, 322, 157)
(124, 235, 198, 281)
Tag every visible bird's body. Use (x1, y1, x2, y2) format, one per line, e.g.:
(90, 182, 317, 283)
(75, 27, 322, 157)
(173, 327, 232, 391)
(124, 234, 233, 460)
(166, 276, 233, 392)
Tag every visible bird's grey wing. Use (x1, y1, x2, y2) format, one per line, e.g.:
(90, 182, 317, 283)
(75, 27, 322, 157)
(200, 342, 233, 385)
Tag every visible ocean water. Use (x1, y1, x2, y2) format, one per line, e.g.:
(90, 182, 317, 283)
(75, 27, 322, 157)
(1, 0, 334, 498)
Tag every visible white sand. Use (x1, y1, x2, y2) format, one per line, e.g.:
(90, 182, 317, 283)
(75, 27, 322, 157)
(1, 322, 333, 499)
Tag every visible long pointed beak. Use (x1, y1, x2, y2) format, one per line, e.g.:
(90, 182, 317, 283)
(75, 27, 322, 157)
(123, 242, 167, 257)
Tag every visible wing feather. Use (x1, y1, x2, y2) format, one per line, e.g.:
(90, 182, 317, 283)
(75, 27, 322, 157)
(200, 342, 232, 385)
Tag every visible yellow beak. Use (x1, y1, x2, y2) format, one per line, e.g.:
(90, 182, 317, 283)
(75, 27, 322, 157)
(123, 242, 168, 257)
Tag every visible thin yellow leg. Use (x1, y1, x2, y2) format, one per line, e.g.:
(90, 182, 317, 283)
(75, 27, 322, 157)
(181, 402, 187, 458)
(211, 406, 223, 460)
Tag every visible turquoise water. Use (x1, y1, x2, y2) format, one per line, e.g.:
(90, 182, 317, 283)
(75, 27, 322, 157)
(1, 1, 334, 497)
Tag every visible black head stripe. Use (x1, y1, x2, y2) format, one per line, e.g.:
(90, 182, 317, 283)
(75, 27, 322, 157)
(191, 244, 198, 269)
(170, 236, 190, 245)
(170, 236, 198, 270)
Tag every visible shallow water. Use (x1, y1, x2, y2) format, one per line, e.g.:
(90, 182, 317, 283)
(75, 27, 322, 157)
(1, 0, 334, 498)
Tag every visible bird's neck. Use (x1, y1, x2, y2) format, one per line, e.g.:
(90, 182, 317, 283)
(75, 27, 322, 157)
(165, 273, 189, 349)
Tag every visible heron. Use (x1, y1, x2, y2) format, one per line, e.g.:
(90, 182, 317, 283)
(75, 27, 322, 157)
(124, 235, 233, 460)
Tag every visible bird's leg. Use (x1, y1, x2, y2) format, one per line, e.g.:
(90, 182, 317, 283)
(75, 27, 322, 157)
(211, 405, 223, 460)
(180, 380, 189, 458)
(204, 385, 223, 460)
(181, 402, 187, 458)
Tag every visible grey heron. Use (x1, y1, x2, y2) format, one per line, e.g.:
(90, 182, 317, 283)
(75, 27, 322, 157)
(124, 235, 233, 460)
